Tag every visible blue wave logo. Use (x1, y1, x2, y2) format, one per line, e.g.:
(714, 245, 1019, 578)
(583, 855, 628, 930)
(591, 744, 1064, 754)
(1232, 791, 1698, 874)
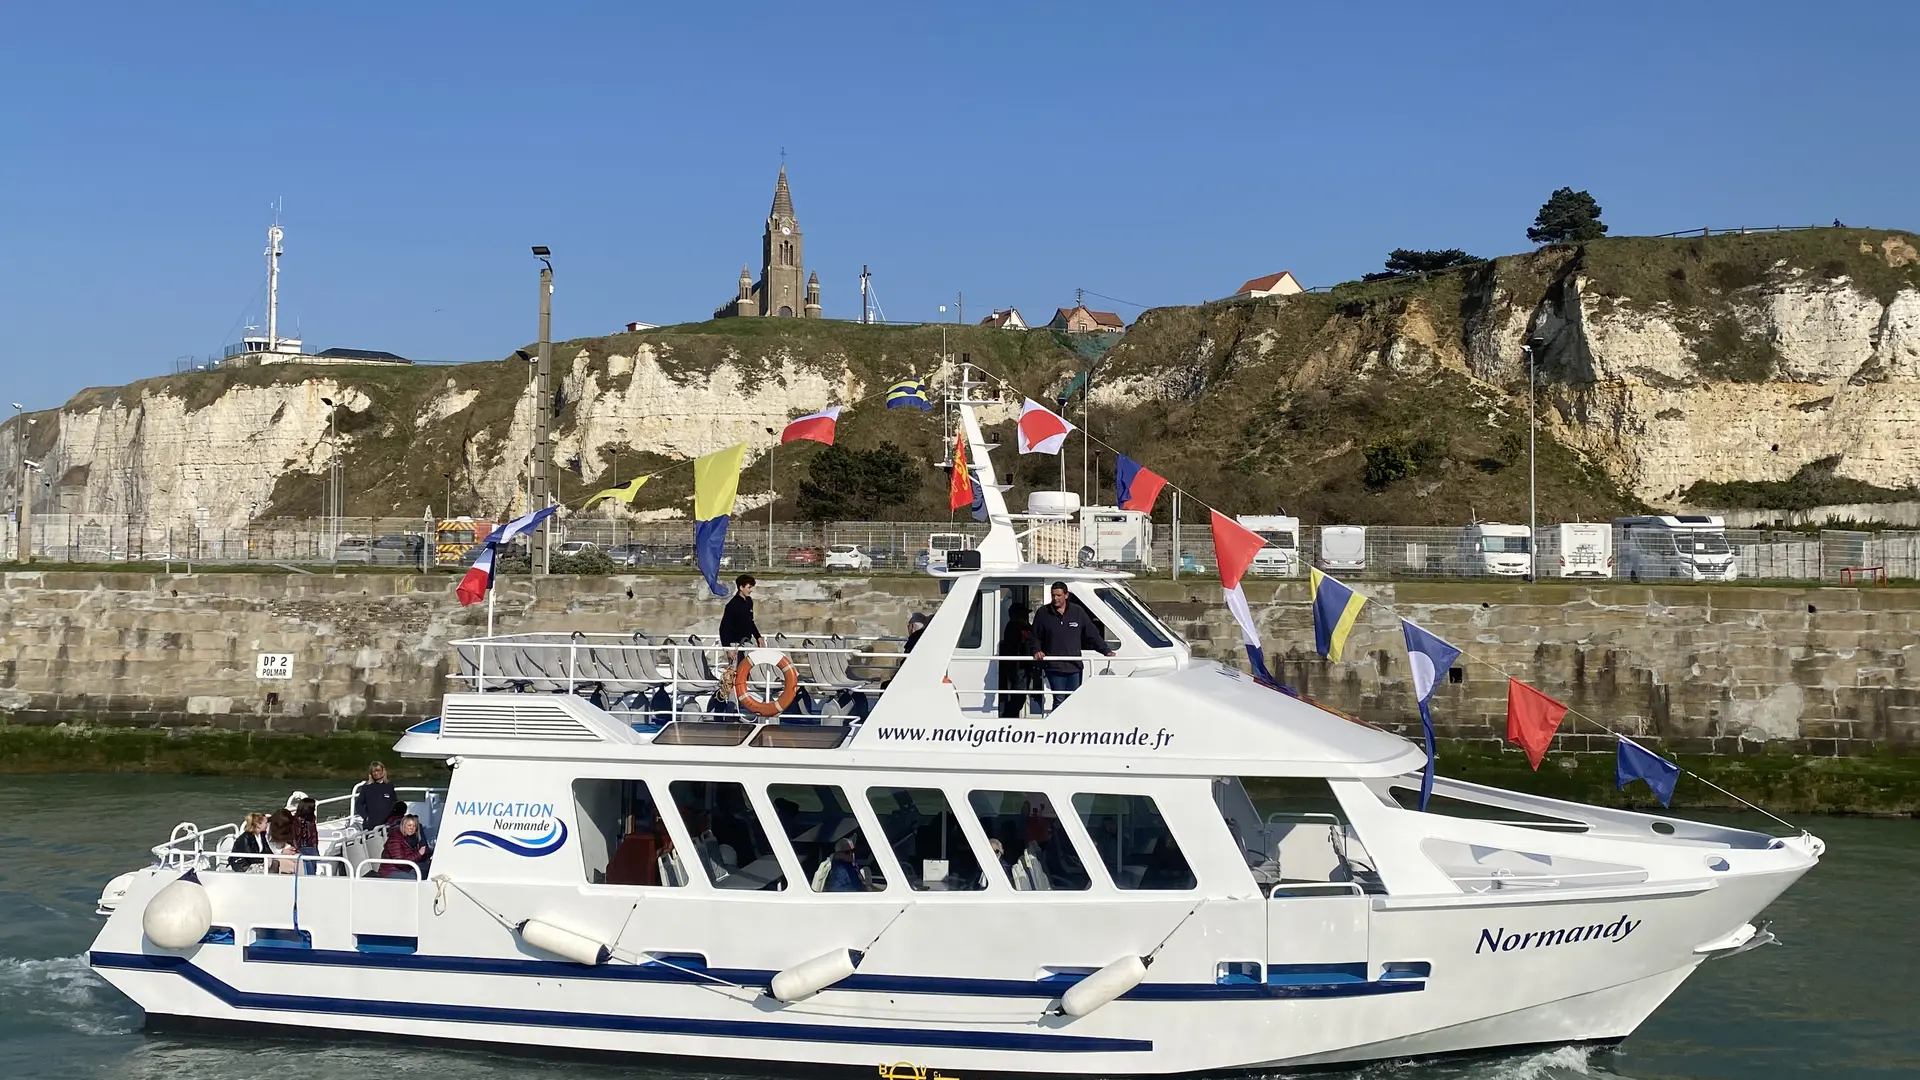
(452, 820, 568, 857)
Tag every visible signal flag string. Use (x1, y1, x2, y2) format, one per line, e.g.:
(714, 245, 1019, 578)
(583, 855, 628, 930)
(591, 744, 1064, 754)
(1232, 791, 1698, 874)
(958, 359, 1802, 831)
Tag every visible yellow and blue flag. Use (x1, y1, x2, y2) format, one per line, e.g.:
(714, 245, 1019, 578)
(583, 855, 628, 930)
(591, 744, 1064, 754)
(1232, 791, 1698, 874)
(1309, 568, 1368, 662)
(581, 474, 649, 510)
(692, 444, 747, 596)
(887, 377, 932, 410)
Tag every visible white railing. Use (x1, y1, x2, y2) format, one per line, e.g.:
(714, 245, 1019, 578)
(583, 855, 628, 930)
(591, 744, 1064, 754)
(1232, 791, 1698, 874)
(1445, 867, 1649, 893)
(152, 786, 448, 870)
(450, 631, 911, 725)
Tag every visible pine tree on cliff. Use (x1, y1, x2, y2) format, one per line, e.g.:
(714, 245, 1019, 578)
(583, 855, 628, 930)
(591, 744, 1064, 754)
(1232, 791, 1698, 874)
(1528, 188, 1609, 244)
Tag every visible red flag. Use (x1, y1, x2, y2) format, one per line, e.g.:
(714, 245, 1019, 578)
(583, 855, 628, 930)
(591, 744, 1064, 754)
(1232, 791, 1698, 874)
(779, 407, 840, 445)
(948, 430, 971, 512)
(1210, 511, 1268, 591)
(1506, 678, 1568, 769)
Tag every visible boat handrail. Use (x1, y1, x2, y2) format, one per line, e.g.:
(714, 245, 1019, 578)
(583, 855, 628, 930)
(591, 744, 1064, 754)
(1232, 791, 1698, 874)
(354, 858, 426, 880)
(1447, 867, 1650, 892)
(295, 854, 354, 876)
(1268, 881, 1365, 898)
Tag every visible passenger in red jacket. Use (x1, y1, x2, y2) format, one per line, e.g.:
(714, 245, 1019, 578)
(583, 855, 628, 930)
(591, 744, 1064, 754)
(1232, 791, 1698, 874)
(381, 815, 433, 878)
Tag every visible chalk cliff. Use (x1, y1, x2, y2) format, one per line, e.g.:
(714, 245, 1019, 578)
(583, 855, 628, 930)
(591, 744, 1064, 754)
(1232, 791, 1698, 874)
(6, 229, 1919, 539)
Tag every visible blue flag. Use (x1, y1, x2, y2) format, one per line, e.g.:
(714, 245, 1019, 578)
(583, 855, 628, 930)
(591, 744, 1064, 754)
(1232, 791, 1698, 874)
(968, 470, 987, 522)
(1400, 620, 1461, 811)
(1616, 738, 1681, 806)
(887, 378, 932, 410)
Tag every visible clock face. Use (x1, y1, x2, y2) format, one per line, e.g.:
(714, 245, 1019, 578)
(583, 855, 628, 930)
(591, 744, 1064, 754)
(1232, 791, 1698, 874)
(780, 225, 792, 236)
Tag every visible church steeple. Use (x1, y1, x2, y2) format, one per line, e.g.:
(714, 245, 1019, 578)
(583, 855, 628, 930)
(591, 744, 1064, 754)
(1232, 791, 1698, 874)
(770, 164, 795, 221)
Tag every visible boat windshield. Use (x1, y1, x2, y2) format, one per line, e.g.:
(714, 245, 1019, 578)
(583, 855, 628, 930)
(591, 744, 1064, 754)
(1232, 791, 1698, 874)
(1094, 586, 1176, 649)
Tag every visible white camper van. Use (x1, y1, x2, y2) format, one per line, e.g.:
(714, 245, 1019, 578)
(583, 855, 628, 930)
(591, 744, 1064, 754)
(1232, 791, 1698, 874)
(1079, 506, 1154, 568)
(1616, 515, 1739, 582)
(1236, 514, 1301, 576)
(1462, 523, 1533, 577)
(1318, 525, 1367, 574)
(1555, 522, 1614, 578)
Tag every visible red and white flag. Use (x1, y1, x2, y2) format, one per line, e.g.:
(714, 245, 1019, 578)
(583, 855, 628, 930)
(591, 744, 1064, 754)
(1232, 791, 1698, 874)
(780, 406, 840, 446)
(1016, 398, 1074, 455)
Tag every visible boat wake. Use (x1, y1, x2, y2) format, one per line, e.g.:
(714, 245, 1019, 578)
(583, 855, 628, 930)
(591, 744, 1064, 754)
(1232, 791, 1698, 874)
(0, 954, 139, 1036)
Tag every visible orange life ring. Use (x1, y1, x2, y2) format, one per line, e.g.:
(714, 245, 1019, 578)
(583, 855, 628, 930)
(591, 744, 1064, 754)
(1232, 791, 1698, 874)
(733, 649, 799, 717)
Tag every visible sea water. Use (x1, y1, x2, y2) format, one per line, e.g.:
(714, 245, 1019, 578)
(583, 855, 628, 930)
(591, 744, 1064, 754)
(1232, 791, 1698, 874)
(2, 774, 1913, 1080)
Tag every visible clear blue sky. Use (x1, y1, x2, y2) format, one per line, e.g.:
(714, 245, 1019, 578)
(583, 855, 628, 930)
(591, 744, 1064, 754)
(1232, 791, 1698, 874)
(3, 1, 1913, 409)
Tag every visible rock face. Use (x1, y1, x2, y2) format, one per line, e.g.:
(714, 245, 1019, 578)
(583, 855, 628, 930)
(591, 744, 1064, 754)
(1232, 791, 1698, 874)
(6, 230, 1920, 538)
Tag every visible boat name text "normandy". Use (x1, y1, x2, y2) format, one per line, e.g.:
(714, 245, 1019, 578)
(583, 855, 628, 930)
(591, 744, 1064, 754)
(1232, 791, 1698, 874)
(453, 800, 555, 832)
(1477, 914, 1641, 954)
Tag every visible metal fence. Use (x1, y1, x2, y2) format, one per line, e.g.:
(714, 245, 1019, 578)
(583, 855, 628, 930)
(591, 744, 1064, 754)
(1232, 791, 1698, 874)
(9, 515, 1920, 584)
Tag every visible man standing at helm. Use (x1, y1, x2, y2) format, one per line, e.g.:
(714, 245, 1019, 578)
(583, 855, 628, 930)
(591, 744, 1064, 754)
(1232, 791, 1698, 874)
(1031, 580, 1113, 710)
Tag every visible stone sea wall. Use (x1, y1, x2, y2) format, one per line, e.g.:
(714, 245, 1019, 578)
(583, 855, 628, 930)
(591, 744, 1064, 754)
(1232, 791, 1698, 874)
(0, 572, 1914, 758)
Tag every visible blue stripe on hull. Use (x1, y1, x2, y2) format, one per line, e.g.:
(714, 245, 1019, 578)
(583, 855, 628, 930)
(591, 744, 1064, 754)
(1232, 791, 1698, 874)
(234, 946, 1424, 1002)
(90, 951, 1150, 1053)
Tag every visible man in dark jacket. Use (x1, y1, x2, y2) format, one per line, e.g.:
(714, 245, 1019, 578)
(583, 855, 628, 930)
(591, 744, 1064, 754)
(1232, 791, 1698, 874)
(1030, 581, 1113, 711)
(353, 761, 398, 829)
(718, 574, 763, 648)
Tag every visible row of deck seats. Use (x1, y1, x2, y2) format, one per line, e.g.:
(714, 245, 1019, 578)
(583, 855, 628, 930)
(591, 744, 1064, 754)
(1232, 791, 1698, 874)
(454, 633, 884, 704)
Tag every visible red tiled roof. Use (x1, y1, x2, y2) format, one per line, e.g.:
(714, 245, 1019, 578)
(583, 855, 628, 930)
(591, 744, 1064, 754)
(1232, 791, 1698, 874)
(1235, 271, 1296, 295)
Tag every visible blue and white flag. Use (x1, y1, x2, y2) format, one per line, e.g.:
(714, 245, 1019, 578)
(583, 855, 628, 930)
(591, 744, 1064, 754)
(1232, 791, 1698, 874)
(485, 504, 560, 547)
(1616, 737, 1681, 807)
(1400, 619, 1460, 811)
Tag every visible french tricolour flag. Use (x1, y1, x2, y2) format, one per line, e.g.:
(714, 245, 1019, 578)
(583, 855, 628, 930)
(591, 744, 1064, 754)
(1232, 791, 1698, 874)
(455, 504, 559, 607)
(780, 407, 840, 446)
(1017, 399, 1074, 455)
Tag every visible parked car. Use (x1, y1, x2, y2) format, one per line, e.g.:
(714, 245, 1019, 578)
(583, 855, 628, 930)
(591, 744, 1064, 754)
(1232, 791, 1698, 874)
(372, 534, 426, 565)
(605, 543, 651, 567)
(785, 546, 823, 568)
(333, 536, 373, 564)
(679, 547, 736, 570)
(556, 540, 598, 556)
(867, 545, 900, 567)
(824, 544, 873, 571)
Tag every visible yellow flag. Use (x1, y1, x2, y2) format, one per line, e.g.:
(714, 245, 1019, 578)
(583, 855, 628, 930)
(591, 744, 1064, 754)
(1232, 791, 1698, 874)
(581, 474, 649, 510)
(692, 444, 747, 522)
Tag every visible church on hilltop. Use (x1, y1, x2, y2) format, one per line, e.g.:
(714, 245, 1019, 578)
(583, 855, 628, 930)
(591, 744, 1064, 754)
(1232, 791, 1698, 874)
(714, 165, 821, 319)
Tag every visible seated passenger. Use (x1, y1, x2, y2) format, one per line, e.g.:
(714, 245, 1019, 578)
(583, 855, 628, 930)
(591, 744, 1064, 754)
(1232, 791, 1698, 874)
(380, 814, 432, 878)
(266, 809, 298, 875)
(229, 812, 270, 873)
(821, 837, 868, 892)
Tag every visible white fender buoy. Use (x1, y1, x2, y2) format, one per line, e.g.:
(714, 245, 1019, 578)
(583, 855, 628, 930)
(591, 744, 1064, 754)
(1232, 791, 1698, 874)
(770, 948, 858, 1002)
(518, 919, 612, 966)
(1059, 955, 1148, 1017)
(142, 871, 213, 950)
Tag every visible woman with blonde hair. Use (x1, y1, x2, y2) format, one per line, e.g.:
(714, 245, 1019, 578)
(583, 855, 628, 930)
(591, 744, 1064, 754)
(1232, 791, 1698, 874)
(229, 812, 271, 872)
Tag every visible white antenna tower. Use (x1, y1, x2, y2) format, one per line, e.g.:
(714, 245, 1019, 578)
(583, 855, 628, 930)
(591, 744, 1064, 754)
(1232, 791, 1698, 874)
(265, 199, 284, 353)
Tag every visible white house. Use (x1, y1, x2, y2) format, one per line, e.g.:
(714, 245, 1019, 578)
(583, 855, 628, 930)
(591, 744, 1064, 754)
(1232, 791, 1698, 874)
(1229, 271, 1304, 299)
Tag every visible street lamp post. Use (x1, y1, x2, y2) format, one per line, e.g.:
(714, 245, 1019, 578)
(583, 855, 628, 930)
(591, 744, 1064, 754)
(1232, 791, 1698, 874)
(443, 473, 452, 521)
(1523, 344, 1537, 580)
(320, 396, 340, 557)
(764, 426, 777, 568)
(9, 403, 22, 562)
(531, 246, 554, 575)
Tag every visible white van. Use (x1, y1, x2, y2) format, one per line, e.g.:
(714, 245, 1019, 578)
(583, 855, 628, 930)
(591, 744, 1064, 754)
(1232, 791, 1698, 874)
(1079, 506, 1154, 568)
(1317, 525, 1367, 574)
(1555, 523, 1613, 578)
(1615, 515, 1738, 582)
(1461, 523, 1532, 577)
(1236, 515, 1301, 577)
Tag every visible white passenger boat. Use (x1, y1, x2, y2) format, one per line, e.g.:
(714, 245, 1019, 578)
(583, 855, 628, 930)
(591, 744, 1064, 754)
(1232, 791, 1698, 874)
(89, 391, 1822, 1074)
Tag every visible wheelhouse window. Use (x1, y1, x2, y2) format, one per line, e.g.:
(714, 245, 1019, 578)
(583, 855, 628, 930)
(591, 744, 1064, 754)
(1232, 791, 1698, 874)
(866, 787, 984, 891)
(572, 778, 686, 887)
(1071, 793, 1195, 890)
(768, 784, 884, 892)
(1093, 586, 1175, 649)
(669, 780, 787, 891)
(969, 790, 1089, 891)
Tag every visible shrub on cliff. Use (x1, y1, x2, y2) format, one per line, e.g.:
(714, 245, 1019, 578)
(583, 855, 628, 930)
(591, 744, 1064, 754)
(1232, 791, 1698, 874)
(797, 442, 921, 520)
(1362, 248, 1483, 281)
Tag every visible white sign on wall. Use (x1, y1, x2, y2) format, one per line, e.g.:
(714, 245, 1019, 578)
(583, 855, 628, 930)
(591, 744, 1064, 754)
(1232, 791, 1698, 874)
(256, 653, 294, 680)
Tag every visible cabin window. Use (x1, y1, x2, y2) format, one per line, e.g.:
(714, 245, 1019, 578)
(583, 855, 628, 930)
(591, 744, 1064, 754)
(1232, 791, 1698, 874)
(866, 787, 984, 891)
(968, 790, 1090, 891)
(767, 784, 885, 892)
(1093, 587, 1174, 648)
(571, 779, 686, 887)
(669, 781, 788, 891)
(1071, 793, 1195, 890)
(957, 592, 985, 649)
